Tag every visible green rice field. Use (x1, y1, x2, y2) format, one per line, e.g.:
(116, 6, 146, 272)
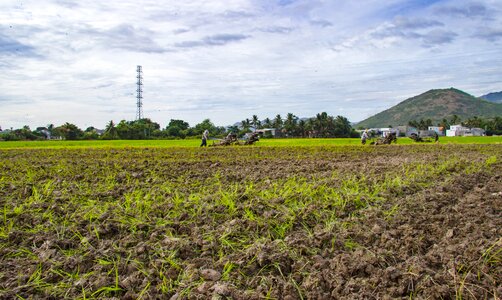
(0, 136, 501, 149)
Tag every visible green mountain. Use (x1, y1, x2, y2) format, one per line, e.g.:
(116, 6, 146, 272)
(357, 88, 502, 128)
(480, 91, 502, 104)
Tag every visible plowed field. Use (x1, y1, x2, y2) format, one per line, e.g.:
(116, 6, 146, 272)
(0, 144, 500, 299)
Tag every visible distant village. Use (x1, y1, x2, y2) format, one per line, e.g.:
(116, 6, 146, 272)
(364, 124, 486, 138)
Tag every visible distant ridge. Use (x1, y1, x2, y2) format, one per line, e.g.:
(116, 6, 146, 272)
(356, 88, 502, 128)
(480, 91, 502, 104)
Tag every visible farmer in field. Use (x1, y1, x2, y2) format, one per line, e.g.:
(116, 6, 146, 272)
(244, 132, 259, 145)
(200, 129, 209, 147)
(226, 132, 237, 143)
(361, 129, 369, 145)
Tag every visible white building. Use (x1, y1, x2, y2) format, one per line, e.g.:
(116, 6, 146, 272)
(466, 128, 486, 136)
(446, 125, 468, 137)
(378, 128, 400, 137)
(446, 125, 485, 137)
(255, 128, 278, 137)
(396, 126, 418, 137)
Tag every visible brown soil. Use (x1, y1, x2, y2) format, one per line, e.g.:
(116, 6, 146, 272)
(0, 145, 500, 299)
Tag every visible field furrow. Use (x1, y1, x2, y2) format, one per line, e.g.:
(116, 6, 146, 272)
(0, 144, 500, 299)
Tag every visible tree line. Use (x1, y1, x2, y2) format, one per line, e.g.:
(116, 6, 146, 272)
(407, 115, 502, 135)
(0, 112, 358, 141)
(236, 112, 358, 138)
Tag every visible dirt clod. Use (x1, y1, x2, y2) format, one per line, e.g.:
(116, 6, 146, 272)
(200, 269, 222, 281)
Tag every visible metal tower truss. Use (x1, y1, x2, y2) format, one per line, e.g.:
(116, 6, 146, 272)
(136, 65, 143, 120)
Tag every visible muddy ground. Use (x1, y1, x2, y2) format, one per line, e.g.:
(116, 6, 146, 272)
(0, 144, 500, 299)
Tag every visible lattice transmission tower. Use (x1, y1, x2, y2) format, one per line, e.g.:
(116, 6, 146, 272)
(136, 65, 143, 120)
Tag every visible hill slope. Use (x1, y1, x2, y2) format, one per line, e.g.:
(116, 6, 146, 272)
(357, 88, 502, 128)
(480, 91, 502, 104)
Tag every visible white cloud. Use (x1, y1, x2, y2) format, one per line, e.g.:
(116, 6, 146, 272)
(0, 0, 501, 129)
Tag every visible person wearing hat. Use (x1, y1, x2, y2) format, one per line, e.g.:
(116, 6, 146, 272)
(200, 129, 209, 147)
(361, 129, 369, 145)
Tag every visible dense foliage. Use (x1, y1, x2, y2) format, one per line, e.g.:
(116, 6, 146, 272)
(0, 112, 358, 141)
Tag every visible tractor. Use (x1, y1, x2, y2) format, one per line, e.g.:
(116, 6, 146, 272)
(409, 131, 439, 143)
(371, 132, 398, 145)
(210, 132, 259, 147)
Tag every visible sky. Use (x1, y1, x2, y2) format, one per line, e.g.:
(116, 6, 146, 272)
(1, 0, 501, 130)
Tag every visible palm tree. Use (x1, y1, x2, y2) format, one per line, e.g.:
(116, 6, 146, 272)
(273, 114, 283, 129)
(450, 114, 461, 125)
(464, 116, 483, 128)
(315, 112, 328, 137)
(227, 125, 239, 133)
(47, 124, 54, 135)
(104, 120, 118, 139)
(284, 113, 298, 136)
(251, 115, 261, 131)
(493, 116, 502, 130)
(334, 115, 352, 137)
(263, 118, 272, 128)
(326, 115, 336, 137)
(298, 119, 306, 137)
(241, 119, 251, 130)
